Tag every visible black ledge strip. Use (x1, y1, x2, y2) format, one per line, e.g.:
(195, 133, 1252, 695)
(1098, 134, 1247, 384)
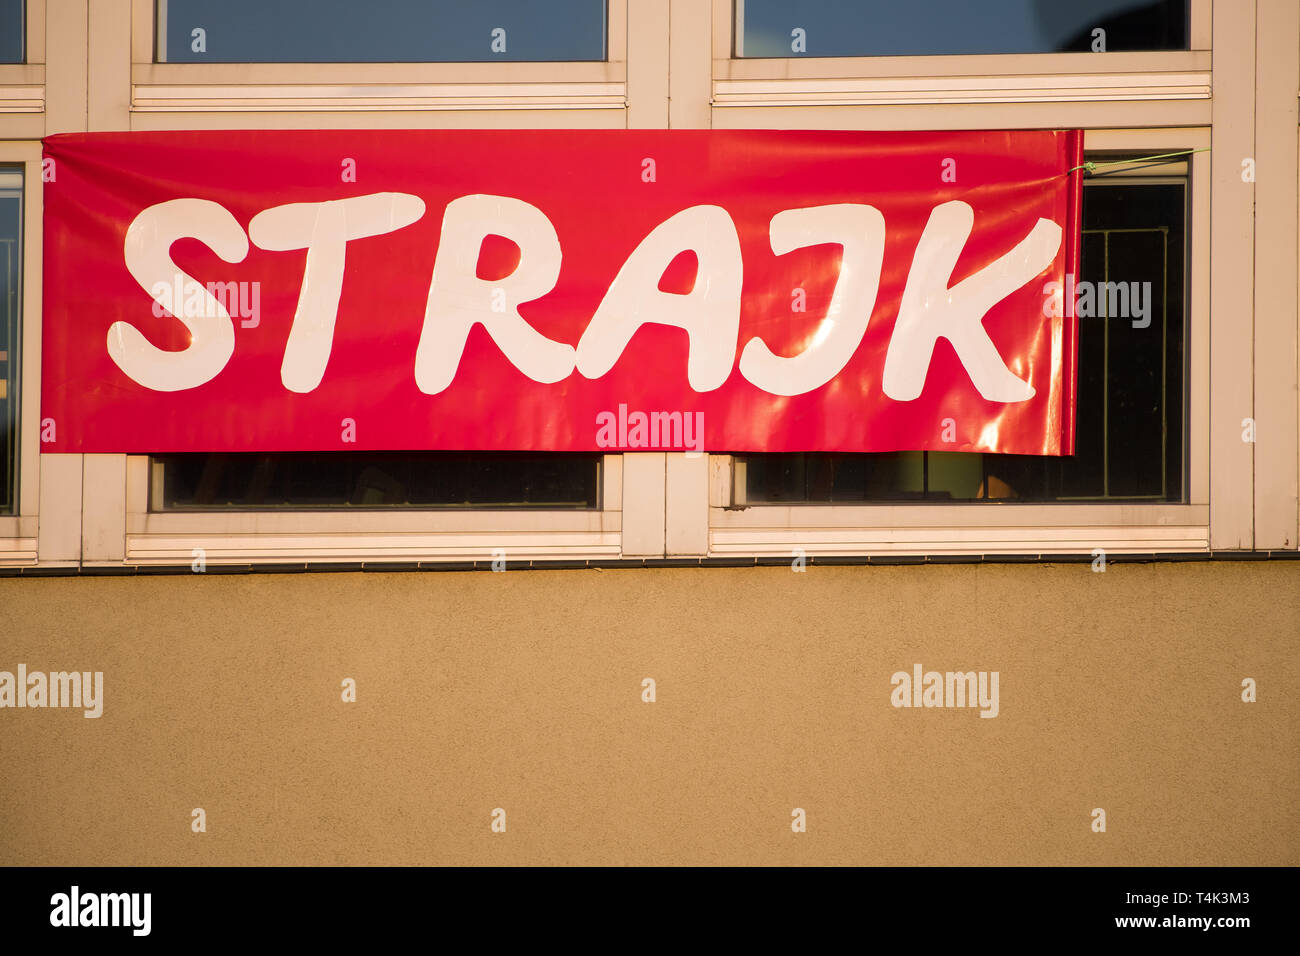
(700, 556, 761, 568)
(305, 561, 365, 573)
(4, 551, 1300, 577)
(1100, 552, 1158, 564)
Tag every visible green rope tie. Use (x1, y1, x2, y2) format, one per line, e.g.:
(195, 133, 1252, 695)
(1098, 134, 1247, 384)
(1068, 148, 1211, 176)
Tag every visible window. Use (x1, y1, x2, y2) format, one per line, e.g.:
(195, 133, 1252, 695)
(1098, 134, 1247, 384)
(156, 0, 607, 63)
(737, 173, 1187, 505)
(0, 169, 20, 515)
(151, 452, 602, 511)
(0, 0, 22, 63)
(734, 0, 1188, 58)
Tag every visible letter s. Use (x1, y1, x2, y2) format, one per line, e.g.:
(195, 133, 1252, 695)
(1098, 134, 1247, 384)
(111, 199, 249, 391)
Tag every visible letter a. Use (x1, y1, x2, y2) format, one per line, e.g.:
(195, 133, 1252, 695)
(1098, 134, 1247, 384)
(578, 205, 742, 392)
(50, 893, 70, 928)
(890, 671, 911, 708)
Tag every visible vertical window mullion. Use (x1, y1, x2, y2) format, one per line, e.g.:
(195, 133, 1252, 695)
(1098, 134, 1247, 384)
(1102, 229, 1111, 499)
(0, 171, 21, 516)
(1161, 224, 1169, 499)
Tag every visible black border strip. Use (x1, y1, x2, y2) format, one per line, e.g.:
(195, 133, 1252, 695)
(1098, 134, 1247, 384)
(2, 550, 1300, 576)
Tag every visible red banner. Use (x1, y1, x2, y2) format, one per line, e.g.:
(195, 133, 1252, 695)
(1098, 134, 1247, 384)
(41, 129, 1082, 454)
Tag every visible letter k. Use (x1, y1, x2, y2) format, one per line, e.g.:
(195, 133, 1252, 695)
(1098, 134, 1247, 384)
(882, 201, 1061, 403)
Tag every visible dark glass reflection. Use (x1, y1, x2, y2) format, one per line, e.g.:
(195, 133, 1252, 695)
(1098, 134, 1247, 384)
(154, 452, 601, 510)
(159, 0, 606, 63)
(737, 0, 1187, 57)
(0, 0, 22, 63)
(0, 173, 19, 515)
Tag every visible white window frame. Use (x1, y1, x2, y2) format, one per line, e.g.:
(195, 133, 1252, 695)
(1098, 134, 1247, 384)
(131, 0, 627, 119)
(122, 454, 623, 566)
(114, 0, 633, 567)
(689, 2, 1222, 557)
(0, 148, 38, 564)
(0, 1, 42, 563)
(705, 131, 1209, 556)
(714, 0, 1210, 125)
(0, 0, 643, 570)
(0, 0, 44, 118)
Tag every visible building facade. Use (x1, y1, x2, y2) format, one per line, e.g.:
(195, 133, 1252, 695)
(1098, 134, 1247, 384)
(1, 1, 1297, 865)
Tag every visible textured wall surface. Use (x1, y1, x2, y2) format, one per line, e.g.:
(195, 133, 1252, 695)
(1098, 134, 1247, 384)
(1, 562, 1296, 865)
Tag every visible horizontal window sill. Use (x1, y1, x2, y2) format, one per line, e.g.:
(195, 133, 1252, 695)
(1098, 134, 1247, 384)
(0, 515, 37, 564)
(0, 64, 43, 81)
(709, 501, 1207, 556)
(122, 502, 620, 563)
(712, 500, 1205, 524)
(0, 84, 43, 112)
(134, 61, 623, 83)
(124, 531, 621, 564)
(713, 71, 1209, 107)
(718, 50, 1210, 80)
(128, 508, 615, 534)
(0, 540, 37, 564)
(9, 552, 1300, 576)
(131, 81, 626, 112)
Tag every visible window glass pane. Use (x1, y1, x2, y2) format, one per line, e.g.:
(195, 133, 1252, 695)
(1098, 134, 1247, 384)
(0, 170, 20, 515)
(736, 0, 1188, 57)
(0, 0, 23, 63)
(739, 177, 1187, 505)
(157, 0, 606, 63)
(152, 452, 601, 510)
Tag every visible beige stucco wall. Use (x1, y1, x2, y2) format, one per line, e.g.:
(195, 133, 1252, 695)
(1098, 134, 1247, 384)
(2, 561, 1296, 865)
